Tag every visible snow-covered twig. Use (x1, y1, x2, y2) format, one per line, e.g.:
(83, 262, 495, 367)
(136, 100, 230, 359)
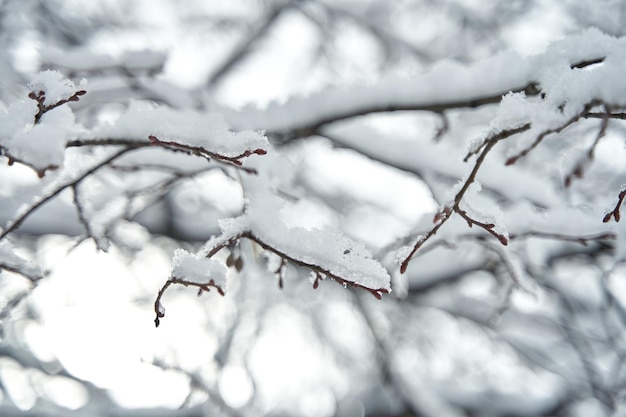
(401, 125, 529, 273)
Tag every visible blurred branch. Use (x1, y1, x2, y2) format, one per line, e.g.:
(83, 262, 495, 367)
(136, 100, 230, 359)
(205, 0, 296, 88)
(298, 0, 433, 62)
(0, 145, 143, 241)
(275, 83, 540, 142)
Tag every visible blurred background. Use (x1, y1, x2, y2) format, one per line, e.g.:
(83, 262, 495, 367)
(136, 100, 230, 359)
(1, 0, 626, 416)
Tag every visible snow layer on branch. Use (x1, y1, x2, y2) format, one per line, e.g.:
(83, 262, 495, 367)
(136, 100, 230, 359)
(28, 70, 87, 106)
(455, 181, 508, 241)
(171, 248, 227, 290)
(0, 97, 77, 171)
(94, 101, 268, 157)
(226, 50, 531, 132)
(214, 212, 391, 293)
(205, 151, 391, 293)
(491, 29, 626, 134)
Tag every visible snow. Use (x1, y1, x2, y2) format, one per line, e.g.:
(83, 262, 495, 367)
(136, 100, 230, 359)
(207, 210, 391, 293)
(171, 248, 228, 290)
(0, 72, 85, 173)
(225, 49, 533, 133)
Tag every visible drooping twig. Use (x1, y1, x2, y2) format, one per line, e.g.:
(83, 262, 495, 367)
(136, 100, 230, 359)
(154, 277, 225, 327)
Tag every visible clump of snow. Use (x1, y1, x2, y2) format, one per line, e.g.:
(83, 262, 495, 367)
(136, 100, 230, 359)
(171, 248, 228, 290)
(93, 101, 268, 158)
(28, 70, 86, 106)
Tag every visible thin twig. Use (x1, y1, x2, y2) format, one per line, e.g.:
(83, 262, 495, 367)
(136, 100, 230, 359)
(505, 101, 600, 166)
(564, 108, 610, 187)
(0, 146, 143, 241)
(401, 124, 531, 273)
(148, 135, 265, 172)
(604, 188, 626, 223)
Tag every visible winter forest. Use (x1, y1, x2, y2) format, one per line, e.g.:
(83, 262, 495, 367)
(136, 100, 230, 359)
(2, 0, 626, 416)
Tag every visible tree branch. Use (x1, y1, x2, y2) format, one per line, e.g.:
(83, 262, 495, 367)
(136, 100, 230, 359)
(0, 145, 143, 241)
(400, 124, 531, 273)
